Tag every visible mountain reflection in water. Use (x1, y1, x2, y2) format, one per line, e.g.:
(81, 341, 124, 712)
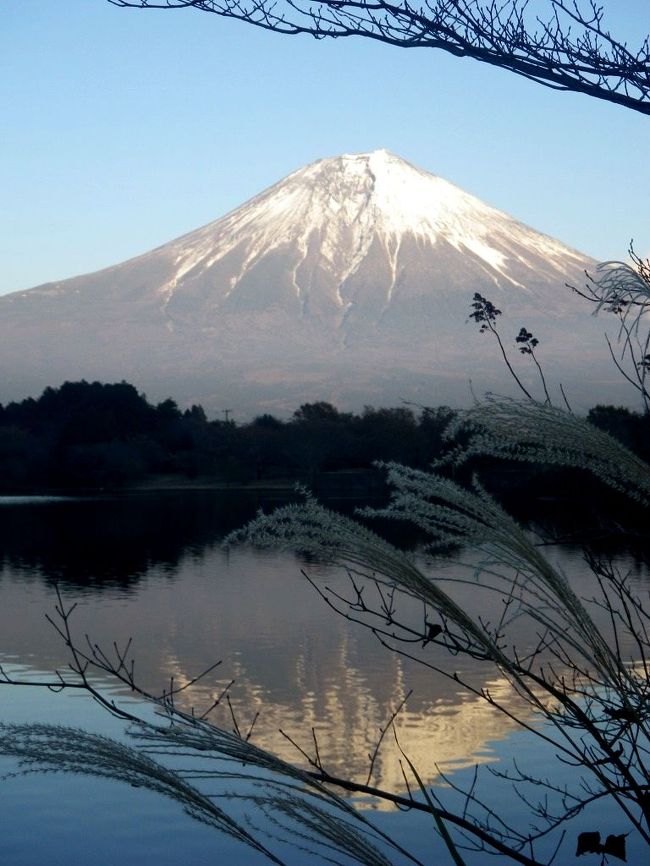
(0, 491, 645, 799)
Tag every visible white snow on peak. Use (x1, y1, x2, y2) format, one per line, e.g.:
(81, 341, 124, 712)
(157, 150, 587, 302)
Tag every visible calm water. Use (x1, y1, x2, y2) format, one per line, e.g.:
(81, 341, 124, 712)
(0, 491, 647, 865)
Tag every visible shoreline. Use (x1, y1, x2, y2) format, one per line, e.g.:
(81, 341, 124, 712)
(0, 468, 382, 498)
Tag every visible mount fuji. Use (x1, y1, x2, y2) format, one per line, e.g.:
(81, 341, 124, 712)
(0, 150, 620, 415)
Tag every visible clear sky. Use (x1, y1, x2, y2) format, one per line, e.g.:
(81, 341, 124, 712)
(2, 0, 649, 296)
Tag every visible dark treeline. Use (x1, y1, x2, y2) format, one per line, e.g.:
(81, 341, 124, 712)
(0, 380, 455, 490)
(1, 381, 649, 512)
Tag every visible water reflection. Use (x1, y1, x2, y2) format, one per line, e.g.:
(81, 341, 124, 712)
(0, 490, 298, 588)
(0, 492, 646, 800)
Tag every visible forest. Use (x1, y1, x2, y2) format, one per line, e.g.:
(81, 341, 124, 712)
(1, 379, 648, 517)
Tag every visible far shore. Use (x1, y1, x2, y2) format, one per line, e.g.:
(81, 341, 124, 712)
(0, 468, 384, 498)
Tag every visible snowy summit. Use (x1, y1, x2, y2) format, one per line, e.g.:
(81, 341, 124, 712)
(0, 150, 612, 413)
(159, 149, 586, 312)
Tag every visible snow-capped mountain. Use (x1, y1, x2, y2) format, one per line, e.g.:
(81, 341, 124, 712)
(0, 150, 621, 414)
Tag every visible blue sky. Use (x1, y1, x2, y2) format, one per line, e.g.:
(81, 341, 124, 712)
(2, 0, 649, 296)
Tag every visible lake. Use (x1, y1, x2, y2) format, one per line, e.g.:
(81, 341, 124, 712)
(0, 490, 647, 864)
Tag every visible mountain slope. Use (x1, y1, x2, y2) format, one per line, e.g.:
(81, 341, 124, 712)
(0, 150, 621, 414)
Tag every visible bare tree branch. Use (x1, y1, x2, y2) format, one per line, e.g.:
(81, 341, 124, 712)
(108, 1, 650, 114)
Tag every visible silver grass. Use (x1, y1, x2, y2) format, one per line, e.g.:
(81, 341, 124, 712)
(445, 396, 650, 504)
(256, 794, 399, 866)
(590, 259, 650, 332)
(363, 463, 627, 689)
(133, 716, 359, 806)
(227, 469, 631, 692)
(225, 496, 512, 669)
(0, 719, 410, 866)
(0, 721, 283, 863)
(135, 719, 418, 865)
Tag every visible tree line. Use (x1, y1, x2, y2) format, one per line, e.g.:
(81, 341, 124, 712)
(0, 380, 454, 489)
(1, 379, 648, 501)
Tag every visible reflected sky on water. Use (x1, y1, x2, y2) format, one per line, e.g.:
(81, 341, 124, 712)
(0, 491, 647, 864)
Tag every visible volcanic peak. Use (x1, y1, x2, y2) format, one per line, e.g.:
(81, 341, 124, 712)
(153, 149, 585, 304)
(0, 148, 611, 415)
